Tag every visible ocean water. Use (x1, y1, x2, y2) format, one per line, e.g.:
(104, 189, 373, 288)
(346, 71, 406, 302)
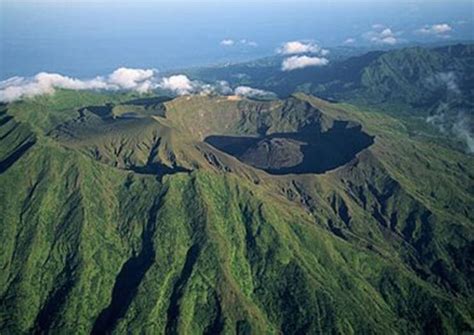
(1, 0, 472, 80)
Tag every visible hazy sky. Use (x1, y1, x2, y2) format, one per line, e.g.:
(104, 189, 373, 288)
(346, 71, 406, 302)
(1, 0, 472, 79)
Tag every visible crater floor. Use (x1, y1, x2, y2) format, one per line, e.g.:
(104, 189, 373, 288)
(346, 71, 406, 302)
(205, 121, 374, 174)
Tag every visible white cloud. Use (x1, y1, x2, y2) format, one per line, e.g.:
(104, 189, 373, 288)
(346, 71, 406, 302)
(453, 115, 474, 154)
(344, 38, 356, 45)
(416, 23, 453, 37)
(427, 104, 473, 154)
(158, 76, 234, 96)
(380, 28, 393, 38)
(220, 39, 235, 46)
(281, 56, 329, 71)
(426, 72, 460, 94)
(425, 72, 473, 154)
(320, 49, 330, 56)
(108, 67, 155, 91)
(0, 69, 229, 102)
(239, 39, 258, 47)
(377, 36, 398, 45)
(365, 26, 400, 45)
(158, 75, 194, 95)
(221, 39, 258, 48)
(0, 73, 109, 102)
(372, 23, 385, 30)
(234, 86, 276, 98)
(278, 41, 321, 55)
(0, 67, 159, 103)
(0, 70, 266, 102)
(215, 81, 233, 95)
(431, 24, 452, 34)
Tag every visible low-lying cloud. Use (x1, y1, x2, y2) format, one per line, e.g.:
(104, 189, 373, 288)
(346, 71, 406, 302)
(0, 68, 158, 102)
(426, 71, 460, 94)
(281, 56, 329, 71)
(159, 75, 194, 95)
(416, 23, 452, 37)
(220, 39, 235, 46)
(0, 69, 278, 103)
(343, 38, 356, 45)
(239, 39, 258, 47)
(425, 72, 473, 154)
(453, 115, 474, 154)
(364, 26, 400, 45)
(234, 86, 276, 99)
(278, 40, 330, 71)
(427, 104, 474, 154)
(0, 69, 220, 102)
(372, 23, 385, 30)
(158, 76, 234, 96)
(220, 39, 258, 47)
(279, 41, 324, 55)
(108, 68, 155, 92)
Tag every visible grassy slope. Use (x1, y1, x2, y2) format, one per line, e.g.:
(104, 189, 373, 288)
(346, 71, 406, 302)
(0, 91, 473, 334)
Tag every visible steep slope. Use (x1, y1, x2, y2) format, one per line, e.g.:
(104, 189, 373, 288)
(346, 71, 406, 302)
(0, 91, 473, 334)
(357, 44, 474, 106)
(49, 105, 192, 176)
(0, 106, 36, 174)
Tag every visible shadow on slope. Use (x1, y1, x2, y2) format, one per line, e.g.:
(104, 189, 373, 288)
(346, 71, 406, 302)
(0, 112, 36, 174)
(124, 96, 173, 106)
(50, 105, 191, 179)
(205, 121, 374, 175)
(91, 198, 161, 334)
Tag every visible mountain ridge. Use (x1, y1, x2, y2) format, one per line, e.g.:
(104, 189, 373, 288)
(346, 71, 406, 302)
(187, 43, 474, 154)
(0, 90, 473, 333)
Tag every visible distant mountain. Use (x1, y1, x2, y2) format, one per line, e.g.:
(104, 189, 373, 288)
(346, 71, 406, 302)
(190, 44, 473, 105)
(1, 90, 473, 333)
(189, 43, 474, 153)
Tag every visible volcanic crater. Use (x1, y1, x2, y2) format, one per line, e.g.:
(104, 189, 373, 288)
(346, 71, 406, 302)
(51, 95, 375, 176)
(205, 120, 374, 175)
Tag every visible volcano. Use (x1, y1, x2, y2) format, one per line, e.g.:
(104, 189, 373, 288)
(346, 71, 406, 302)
(0, 91, 472, 334)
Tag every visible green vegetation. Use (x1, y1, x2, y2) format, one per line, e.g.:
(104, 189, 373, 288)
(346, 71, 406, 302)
(190, 44, 474, 154)
(0, 89, 473, 334)
(190, 44, 473, 108)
